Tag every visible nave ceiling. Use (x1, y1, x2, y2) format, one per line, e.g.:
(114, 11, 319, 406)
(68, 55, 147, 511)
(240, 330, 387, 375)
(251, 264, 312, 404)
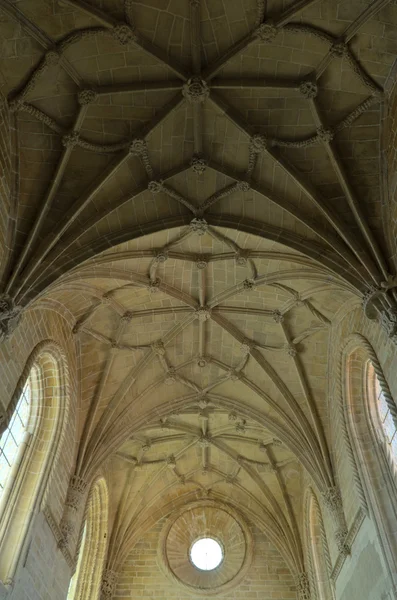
(0, 0, 397, 578)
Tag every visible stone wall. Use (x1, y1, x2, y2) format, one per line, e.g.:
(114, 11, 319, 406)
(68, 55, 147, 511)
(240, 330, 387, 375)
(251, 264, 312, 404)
(0, 306, 78, 524)
(0, 92, 13, 279)
(5, 512, 72, 600)
(326, 305, 397, 598)
(336, 517, 392, 600)
(115, 518, 297, 600)
(386, 78, 397, 266)
(0, 307, 79, 599)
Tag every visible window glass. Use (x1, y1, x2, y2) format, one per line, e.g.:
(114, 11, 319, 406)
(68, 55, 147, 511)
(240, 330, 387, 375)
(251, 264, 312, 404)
(0, 380, 31, 495)
(375, 375, 397, 461)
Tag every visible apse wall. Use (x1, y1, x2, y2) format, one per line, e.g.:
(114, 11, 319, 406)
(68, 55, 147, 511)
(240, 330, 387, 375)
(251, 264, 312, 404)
(115, 517, 296, 600)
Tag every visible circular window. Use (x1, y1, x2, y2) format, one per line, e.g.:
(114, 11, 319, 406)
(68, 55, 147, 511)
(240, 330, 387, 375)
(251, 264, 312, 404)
(190, 537, 223, 571)
(159, 501, 253, 594)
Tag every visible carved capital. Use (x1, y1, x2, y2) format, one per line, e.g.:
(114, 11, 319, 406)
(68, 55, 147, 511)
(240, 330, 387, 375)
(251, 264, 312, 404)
(295, 572, 311, 600)
(59, 519, 74, 549)
(322, 486, 343, 512)
(65, 476, 88, 511)
(361, 287, 397, 342)
(322, 486, 350, 554)
(0, 294, 22, 342)
(59, 476, 88, 550)
(335, 528, 350, 556)
(379, 308, 397, 342)
(100, 569, 118, 600)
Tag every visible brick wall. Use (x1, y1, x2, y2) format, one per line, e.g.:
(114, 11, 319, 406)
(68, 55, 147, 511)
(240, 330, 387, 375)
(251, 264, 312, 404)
(115, 518, 297, 600)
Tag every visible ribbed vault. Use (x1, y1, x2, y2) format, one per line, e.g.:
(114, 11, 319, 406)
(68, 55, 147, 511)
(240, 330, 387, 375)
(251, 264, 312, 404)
(0, 0, 397, 593)
(39, 226, 352, 575)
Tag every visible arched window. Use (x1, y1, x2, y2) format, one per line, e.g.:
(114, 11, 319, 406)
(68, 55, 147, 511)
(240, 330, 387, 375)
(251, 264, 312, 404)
(0, 343, 69, 584)
(344, 340, 397, 580)
(0, 379, 32, 497)
(371, 366, 397, 462)
(67, 478, 108, 600)
(305, 490, 333, 600)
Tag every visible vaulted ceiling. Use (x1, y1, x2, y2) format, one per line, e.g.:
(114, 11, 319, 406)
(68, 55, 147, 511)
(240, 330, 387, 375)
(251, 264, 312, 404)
(1, 0, 396, 577)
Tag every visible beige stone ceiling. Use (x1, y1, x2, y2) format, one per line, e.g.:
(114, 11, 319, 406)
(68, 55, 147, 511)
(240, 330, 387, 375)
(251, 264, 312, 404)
(1, 0, 397, 578)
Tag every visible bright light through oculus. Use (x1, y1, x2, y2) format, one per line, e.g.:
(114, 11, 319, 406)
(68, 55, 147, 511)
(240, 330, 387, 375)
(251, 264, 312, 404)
(190, 538, 223, 571)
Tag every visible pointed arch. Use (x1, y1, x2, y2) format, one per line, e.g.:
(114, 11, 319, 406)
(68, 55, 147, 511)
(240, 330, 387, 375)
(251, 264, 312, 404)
(342, 334, 397, 585)
(68, 477, 109, 600)
(304, 488, 334, 600)
(0, 340, 70, 584)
